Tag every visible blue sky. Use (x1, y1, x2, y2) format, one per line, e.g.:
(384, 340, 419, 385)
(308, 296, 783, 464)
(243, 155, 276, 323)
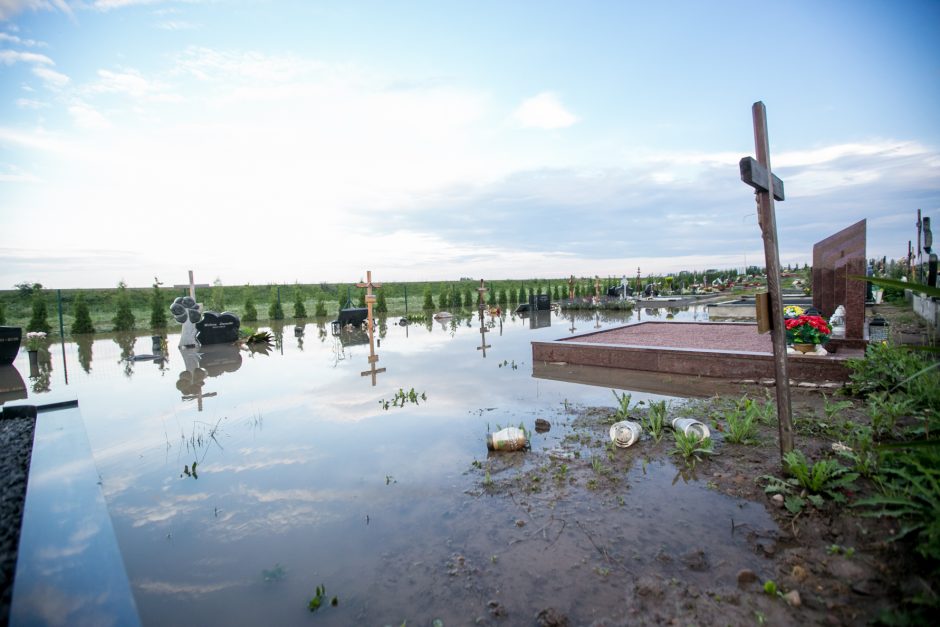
(1, 0, 938, 288)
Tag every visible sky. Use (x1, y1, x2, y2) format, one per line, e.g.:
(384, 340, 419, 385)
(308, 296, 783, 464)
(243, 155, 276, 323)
(0, 0, 938, 289)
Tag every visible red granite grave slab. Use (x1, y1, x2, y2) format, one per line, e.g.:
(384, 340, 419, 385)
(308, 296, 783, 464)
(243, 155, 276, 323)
(813, 220, 867, 340)
(531, 321, 862, 382)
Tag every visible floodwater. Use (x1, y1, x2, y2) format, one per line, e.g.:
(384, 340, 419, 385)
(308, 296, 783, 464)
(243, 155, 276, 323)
(11, 306, 778, 625)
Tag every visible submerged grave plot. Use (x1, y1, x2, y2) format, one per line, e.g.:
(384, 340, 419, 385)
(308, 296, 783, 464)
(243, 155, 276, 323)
(532, 321, 863, 383)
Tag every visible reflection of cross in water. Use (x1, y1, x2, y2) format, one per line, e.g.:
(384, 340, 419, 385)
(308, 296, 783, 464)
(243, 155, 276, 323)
(173, 270, 210, 302)
(357, 270, 386, 386)
(569, 313, 577, 334)
(476, 278, 491, 357)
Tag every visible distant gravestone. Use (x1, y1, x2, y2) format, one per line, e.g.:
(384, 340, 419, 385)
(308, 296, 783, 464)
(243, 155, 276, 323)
(528, 293, 551, 311)
(812, 219, 866, 343)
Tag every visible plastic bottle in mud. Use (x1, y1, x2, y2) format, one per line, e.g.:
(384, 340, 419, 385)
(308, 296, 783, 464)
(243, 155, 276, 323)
(671, 418, 710, 440)
(486, 427, 528, 451)
(609, 421, 642, 448)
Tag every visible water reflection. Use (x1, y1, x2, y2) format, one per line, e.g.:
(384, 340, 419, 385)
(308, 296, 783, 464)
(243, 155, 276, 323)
(16, 305, 728, 626)
(0, 365, 27, 403)
(176, 344, 243, 411)
(76, 335, 94, 373)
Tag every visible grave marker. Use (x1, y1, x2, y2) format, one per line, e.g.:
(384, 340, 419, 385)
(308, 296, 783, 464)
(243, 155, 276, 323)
(357, 271, 386, 386)
(739, 101, 793, 456)
(173, 270, 210, 301)
(811, 220, 867, 344)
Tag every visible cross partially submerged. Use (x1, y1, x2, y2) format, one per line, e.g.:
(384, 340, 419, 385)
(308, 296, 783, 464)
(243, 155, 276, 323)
(739, 101, 794, 456)
(357, 270, 386, 386)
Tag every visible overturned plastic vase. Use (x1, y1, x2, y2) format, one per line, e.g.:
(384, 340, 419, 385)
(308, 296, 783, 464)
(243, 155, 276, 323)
(487, 427, 528, 451)
(671, 418, 710, 440)
(609, 421, 642, 448)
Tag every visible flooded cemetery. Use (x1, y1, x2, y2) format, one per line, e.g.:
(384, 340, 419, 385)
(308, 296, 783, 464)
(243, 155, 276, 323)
(2, 266, 938, 626)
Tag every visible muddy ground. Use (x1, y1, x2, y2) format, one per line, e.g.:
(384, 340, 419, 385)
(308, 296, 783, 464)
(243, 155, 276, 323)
(464, 390, 927, 627)
(456, 304, 936, 626)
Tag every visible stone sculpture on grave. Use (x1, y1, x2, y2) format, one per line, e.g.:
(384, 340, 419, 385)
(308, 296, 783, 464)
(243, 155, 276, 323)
(170, 297, 241, 348)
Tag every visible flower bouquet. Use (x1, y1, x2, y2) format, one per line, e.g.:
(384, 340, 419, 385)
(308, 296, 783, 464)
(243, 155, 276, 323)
(785, 315, 831, 346)
(783, 305, 805, 318)
(25, 331, 47, 351)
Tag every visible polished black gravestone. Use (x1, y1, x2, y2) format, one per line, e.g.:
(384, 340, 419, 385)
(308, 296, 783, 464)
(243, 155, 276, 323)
(0, 327, 21, 366)
(336, 307, 368, 327)
(195, 311, 240, 344)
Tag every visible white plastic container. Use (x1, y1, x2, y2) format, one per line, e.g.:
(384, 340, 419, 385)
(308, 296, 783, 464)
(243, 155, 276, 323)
(486, 427, 528, 451)
(609, 421, 642, 448)
(671, 418, 710, 440)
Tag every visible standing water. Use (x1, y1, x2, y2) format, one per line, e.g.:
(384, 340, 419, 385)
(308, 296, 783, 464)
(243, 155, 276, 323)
(12, 306, 776, 625)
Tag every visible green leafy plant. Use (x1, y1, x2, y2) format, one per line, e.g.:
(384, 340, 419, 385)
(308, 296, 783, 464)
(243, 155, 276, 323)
(855, 445, 940, 562)
(723, 401, 759, 444)
(643, 400, 667, 442)
(671, 430, 713, 464)
(822, 393, 853, 421)
(308, 584, 326, 612)
(293, 289, 307, 318)
(314, 299, 327, 317)
(762, 450, 858, 513)
(611, 390, 632, 420)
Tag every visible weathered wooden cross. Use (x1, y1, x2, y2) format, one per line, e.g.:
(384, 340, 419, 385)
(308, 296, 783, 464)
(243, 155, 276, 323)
(568, 275, 576, 300)
(739, 101, 793, 456)
(173, 270, 210, 301)
(477, 279, 488, 308)
(357, 271, 386, 386)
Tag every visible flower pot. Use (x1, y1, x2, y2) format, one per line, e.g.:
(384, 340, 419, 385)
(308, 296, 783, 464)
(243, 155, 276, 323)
(792, 343, 817, 354)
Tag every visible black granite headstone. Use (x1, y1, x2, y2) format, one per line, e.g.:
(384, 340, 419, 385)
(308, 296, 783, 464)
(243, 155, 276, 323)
(0, 326, 22, 366)
(929, 253, 938, 288)
(528, 294, 551, 311)
(336, 307, 368, 327)
(195, 311, 240, 345)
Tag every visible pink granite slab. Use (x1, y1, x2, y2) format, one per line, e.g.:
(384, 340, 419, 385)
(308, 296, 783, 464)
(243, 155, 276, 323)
(563, 322, 773, 353)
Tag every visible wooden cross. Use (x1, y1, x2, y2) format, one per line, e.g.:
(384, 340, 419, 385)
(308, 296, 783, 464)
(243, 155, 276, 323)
(568, 275, 575, 300)
(594, 276, 601, 300)
(357, 271, 386, 386)
(173, 270, 210, 301)
(476, 279, 488, 308)
(739, 101, 793, 456)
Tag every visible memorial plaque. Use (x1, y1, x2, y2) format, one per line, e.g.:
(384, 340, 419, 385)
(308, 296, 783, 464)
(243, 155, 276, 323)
(528, 294, 551, 311)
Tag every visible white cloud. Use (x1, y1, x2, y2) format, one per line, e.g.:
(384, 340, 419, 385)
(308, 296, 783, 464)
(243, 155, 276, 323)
(0, 163, 40, 182)
(0, 31, 42, 45)
(512, 91, 579, 129)
(68, 101, 111, 129)
(0, 0, 72, 21)
(15, 96, 47, 108)
(0, 49, 52, 65)
(86, 67, 181, 101)
(157, 19, 196, 30)
(32, 65, 69, 87)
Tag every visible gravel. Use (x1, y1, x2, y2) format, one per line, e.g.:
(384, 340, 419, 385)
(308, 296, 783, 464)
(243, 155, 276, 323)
(0, 410, 36, 625)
